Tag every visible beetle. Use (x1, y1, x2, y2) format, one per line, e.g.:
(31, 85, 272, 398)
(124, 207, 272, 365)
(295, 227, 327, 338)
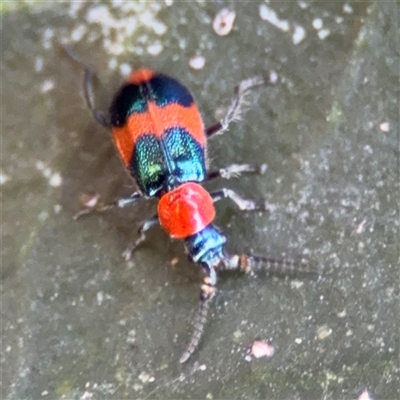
(69, 49, 312, 363)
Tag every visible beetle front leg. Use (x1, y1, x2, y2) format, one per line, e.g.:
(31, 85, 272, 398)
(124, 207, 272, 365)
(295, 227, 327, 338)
(210, 188, 268, 211)
(206, 163, 267, 181)
(205, 71, 278, 138)
(122, 214, 159, 260)
(74, 191, 144, 220)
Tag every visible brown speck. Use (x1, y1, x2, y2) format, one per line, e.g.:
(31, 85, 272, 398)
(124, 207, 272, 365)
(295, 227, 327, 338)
(170, 257, 179, 266)
(317, 325, 332, 340)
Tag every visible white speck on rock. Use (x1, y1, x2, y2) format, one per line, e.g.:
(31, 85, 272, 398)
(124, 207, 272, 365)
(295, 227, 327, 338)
(343, 3, 353, 14)
(147, 42, 163, 55)
(317, 325, 332, 339)
(318, 29, 330, 40)
(312, 18, 323, 30)
(292, 25, 306, 44)
(379, 122, 390, 132)
(49, 173, 62, 188)
(138, 371, 154, 383)
(119, 63, 132, 76)
(213, 8, 236, 36)
(251, 340, 275, 358)
(259, 4, 290, 32)
(189, 55, 206, 70)
(41, 79, 55, 93)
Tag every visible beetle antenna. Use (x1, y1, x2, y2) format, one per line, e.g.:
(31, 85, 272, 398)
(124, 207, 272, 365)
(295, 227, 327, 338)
(60, 45, 110, 127)
(179, 293, 214, 364)
(221, 254, 316, 276)
(180, 267, 217, 363)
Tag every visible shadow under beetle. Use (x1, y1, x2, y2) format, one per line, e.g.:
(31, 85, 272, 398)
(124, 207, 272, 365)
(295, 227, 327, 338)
(70, 50, 313, 363)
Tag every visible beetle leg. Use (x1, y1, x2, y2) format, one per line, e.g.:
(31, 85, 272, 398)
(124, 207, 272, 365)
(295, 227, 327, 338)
(210, 188, 267, 211)
(205, 71, 278, 137)
(122, 214, 159, 260)
(206, 163, 267, 181)
(74, 191, 144, 220)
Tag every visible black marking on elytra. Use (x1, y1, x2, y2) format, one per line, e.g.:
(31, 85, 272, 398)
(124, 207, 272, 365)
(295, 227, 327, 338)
(109, 83, 148, 127)
(150, 74, 194, 108)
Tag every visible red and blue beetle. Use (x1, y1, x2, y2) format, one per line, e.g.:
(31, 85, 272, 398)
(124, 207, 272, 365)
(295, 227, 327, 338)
(71, 53, 312, 363)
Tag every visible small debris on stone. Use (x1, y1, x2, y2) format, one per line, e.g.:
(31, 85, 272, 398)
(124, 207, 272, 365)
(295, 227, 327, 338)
(213, 8, 236, 36)
(170, 257, 179, 266)
(80, 192, 101, 209)
(259, 4, 289, 32)
(312, 18, 323, 30)
(189, 55, 206, 70)
(359, 389, 372, 400)
(292, 25, 306, 45)
(317, 325, 332, 340)
(379, 122, 390, 132)
(251, 340, 275, 358)
(318, 29, 330, 40)
(138, 371, 155, 383)
(127, 329, 136, 344)
(353, 219, 367, 234)
(41, 79, 55, 93)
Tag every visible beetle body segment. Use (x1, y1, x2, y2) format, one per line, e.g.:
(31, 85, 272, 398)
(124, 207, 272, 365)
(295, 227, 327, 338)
(109, 69, 207, 196)
(158, 182, 216, 239)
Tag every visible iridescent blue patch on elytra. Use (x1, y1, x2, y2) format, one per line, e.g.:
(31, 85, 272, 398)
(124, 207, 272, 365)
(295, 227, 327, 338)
(109, 84, 148, 127)
(129, 127, 206, 196)
(163, 127, 206, 185)
(150, 74, 194, 108)
(129, 134, 167, 196)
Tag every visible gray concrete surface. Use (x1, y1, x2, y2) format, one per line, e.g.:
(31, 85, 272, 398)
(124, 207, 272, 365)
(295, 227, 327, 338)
(2, 1, 399, 399)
